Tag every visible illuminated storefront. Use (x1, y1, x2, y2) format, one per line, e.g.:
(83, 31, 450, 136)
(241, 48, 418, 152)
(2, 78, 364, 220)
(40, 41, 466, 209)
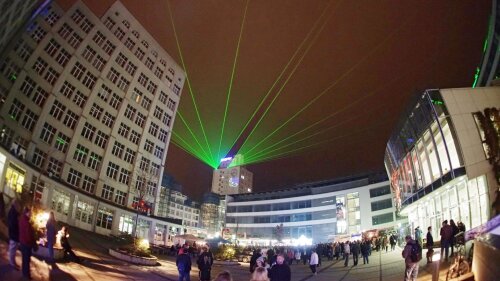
(385, 88, 499, 239)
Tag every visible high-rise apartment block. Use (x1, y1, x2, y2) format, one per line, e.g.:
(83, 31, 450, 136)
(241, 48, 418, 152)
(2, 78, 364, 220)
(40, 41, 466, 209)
(211, 165, 253, 195)
(0, 0, 185, 244)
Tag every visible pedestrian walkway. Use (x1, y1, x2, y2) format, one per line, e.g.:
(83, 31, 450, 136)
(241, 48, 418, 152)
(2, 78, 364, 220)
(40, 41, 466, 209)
(0, 220, 465, 281)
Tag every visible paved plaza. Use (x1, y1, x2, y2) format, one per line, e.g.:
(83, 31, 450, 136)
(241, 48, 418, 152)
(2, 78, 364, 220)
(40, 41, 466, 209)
(0, 222, 457, 281)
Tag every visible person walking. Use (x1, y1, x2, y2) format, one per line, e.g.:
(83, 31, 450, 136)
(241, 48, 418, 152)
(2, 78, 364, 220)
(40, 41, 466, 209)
(45, 211, 57, 263)
(426, 226, 434, 264)
(449, 219, 459, 257)
(309, 249, 319, 275)
(251, 266, 269, 281)
(361, 241, 369, 264)
(415, 226, 423, 247)
(268, 254, 291, 281)
(440, 220, 453, 261)
(176, 248, 192, 281)
(19, 207, 36, 280)
(402, 235, 419, 281)
(197, 246, 213, 281)
(390, 234, 396, 251)
(351, 241, 360, 266)
(7, 199, 21, 269)
(343, 241, 351, 267)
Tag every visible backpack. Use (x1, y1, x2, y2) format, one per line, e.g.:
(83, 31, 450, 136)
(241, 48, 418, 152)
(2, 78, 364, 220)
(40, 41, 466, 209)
(410, 242, 422, 262)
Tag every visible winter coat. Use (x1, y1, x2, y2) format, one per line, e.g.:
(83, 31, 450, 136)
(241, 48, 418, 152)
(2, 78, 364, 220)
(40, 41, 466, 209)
(426, 232, 434, 249)
(7, 206, 19, 242)
(268, 263, 291, 281)
(19, 214, 36, 247)
(309, 252, 318, 265)
(402, 239, 418, 265)
(176, 253, 192, 272)
(46, 219, 57, 245)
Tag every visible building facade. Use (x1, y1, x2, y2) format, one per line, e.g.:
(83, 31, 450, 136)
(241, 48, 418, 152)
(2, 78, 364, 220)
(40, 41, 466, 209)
(384, 88, 499, 240)
(200, 192, 226, 237)
(0, 1, 185, 245)
(211, 165, 253, 195)
(225, 174, 404, 245)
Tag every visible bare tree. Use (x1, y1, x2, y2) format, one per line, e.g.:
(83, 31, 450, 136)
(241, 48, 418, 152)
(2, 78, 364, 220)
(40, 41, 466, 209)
(131, 158, 159, 238)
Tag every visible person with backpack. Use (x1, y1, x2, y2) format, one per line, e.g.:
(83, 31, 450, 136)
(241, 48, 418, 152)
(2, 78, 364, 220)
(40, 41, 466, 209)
(176, 248, 192, 281)
(197, 246, 213, 281)
(402, 235, 420, 281)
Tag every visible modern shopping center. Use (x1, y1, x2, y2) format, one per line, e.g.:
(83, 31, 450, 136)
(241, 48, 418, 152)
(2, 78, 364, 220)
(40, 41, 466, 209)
(384, 87, 499, 240)
(225, 174, 406, 245)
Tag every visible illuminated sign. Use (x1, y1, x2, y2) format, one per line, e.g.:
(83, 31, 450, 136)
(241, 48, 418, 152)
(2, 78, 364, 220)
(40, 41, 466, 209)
(220, 157, 233, 163)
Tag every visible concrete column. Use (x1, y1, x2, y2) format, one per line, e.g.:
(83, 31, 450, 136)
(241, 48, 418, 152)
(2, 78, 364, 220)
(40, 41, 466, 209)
(66, 193, 76, 225)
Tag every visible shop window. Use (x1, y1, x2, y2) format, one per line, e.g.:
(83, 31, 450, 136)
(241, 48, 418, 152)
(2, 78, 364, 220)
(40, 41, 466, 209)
(4, 163, 25, 198)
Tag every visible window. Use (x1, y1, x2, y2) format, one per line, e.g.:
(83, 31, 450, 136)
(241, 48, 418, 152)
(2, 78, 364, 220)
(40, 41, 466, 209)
(160, 59, 166, 67)
(109, 93, 123, 109)
(370, 185, 391, 198)
(144, 140, 154, 153)
(124, 38, 135, 50)
(71, 9, 85, 24)
(55, 48, 71, 66)
(49, 100, 66, 120)
(68, 32, 83, 49)
(92, 31, 106, 46)
(139, 157, 150, 171)
(114, 27, 125, 40)
(163, 113, 172, 126)
(73, 144, 89, 163)
(117, 76, 129, 91)
(159, 91, 168, 104)
(98, 84, 111, 101)
(112, 141, 125, 158)
(115, 190, 126, 205)
(81, 175, 97, 194)
(371, 199, 393, 212)
(130, 130, 140, 145)
(96, 207, 113, 230)
(33, 87, 48, 107)
(145, 58, 154, 69)
(31, 26, 47, 43)
(21, 109, 38, 131)
(107, 67, 120, 83)
(158, 129, 169, 142)
(124, 104, 136, 120)
(87, 152, 102, 170)
(106, 162, 119, 180)
(149, 123, 159, 137)
(173, 84, 181, 96)
(44, 39, 60, 57)
(72, 91, 87, 107)
(372, 212, 394, 225)
(134, 48, 145, 60)
(119, 168, 131, 185)
(81, 122, 96, 140)
(141, 96, 151, 110)
(91, 55, 106, 71)
(82, 45, 96, 62)
(146, 81, 157, 95)
(135, 112, 146, 128)
(124, 148, 136, 164)
(82, 71, 97, 89)
(54, 132, 70, 153)
(47, 157, 62, 178)
(75, 200, 94, 224)
(122, 20, 130, 28)
(167, 98, 176, 111)
(40, 122, 56, 144)
(44, 68, 59, 85)
(138, 73, 148, 87)
(115, 53, 128, 67)
(125, 61, 137, 75)
(131, 88, 142, 103)
(60, 81, 75, 99)
(33, 57, 48, 75)
(102, 40, 116, 55)
(45, 11, 60, 26)
(17, 43, 33, 62)
(80, 19, 94, 33)
(70, 62, 86, 80)
(132, 30, 139, 38)
(102, 112, 115, 127)
(63, 110, 79, 130)
(118, 123, 130, 138)
(154, 146, 164, 159)
(153, 106, 163, 120)
(154, 67, 163, 79)
(89, 103, 103, 120)
(58, 23, 73, 40)
(67, 168, 82, 187)
(95, 131, 109, 148)
(104, 17, 115, 30)
(32, 148, 47, 168)
(150, 162, 160, 177)
(8, 99, 24, 121)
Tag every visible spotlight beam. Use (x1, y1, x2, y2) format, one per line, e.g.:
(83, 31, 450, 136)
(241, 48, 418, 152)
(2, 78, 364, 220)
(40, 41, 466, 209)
(176, 111, 212, 162)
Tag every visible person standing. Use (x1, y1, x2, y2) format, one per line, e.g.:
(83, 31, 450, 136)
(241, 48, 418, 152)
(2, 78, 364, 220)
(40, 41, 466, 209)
(343, 241, 350, 267)
(250, 248, 261, 273)
(449, 219, 459, 257)
(390, 234, 396, 251)
(415, 227, 423, 247)
(268, 254, 291, 281)
(0, 192, 5, 221)
(440, 220, 453, 261)
(19, 207, 36, 280)
(176, 248, 192, 281)
(426, 226, 434, 264)
(361, 241, 369, 264)
(351, 241, 360, 266)
(45, 211, 57, 263)
(251, 266, 269, 281)
(309, 249, 319, 275)
(402, 235, 419, 281)
(197, 246, 213, 281)
(59, 226, 81, 263)
(7, 199, 20, 269)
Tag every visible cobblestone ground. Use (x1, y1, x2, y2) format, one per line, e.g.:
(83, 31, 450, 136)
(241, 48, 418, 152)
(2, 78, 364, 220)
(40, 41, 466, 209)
(0, 222, 456, 281)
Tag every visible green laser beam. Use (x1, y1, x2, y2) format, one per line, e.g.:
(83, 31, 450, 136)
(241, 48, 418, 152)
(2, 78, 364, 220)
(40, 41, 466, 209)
(171, 137, 218, 168)
(217, 0, 250, 163)
(171, 130, 212, 165)
(224, 0, 337, 157)
(167, 1, 214, 161)
(176, 111, 212, 161)
(241, 11, 418, 157)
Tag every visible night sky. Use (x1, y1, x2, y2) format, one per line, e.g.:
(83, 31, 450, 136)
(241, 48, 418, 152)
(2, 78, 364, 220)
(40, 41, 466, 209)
(58, 0, 491, 201)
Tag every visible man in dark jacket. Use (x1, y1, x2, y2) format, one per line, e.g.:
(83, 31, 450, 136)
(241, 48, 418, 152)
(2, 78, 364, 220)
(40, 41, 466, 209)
(426, 226, 434, 264)
(351, 241, 360, 266)
(19, 207, 36, 280)
(440, 220, 453, 261)
(402, 235, 419, 281)
(197, 246, 213, 281)
(176, 248, 192, 281)
(268, 254, 291, 281)
(361, 241, 370, 264)
(7, 199, 20, 269)
(249, 248, 261, 273)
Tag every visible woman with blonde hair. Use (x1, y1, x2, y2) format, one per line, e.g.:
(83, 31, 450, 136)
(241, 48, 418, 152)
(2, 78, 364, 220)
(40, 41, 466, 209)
(250, 266, 269, 281)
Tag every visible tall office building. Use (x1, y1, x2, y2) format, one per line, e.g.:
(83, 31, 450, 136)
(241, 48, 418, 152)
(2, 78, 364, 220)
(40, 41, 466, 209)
(0, 0, 185, 244)
(211, 165, 253, 195)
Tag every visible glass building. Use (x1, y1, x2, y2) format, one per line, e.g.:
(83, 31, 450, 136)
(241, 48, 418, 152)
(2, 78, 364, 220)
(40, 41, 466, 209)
(384, 88, 499, 239)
